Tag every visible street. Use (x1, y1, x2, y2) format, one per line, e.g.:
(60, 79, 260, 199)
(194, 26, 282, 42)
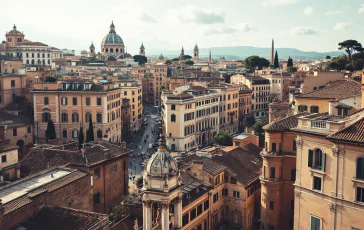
(127, 103, 161, 188)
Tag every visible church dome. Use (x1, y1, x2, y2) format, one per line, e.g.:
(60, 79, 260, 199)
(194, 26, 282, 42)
(6, 25, 24, 36)
(158, 53, 164, 60)
(101, 21, 124, 46)
(145, 136, 178, 177)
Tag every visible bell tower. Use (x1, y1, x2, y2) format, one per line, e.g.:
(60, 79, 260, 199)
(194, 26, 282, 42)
(141, 135, 183, 230)
(139, 43, 145, 56)
(89, 41, 95, 57)
(193, 44, 199, 62)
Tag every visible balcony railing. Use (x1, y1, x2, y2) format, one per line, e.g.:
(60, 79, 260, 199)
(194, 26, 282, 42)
(311, 121, 326, 129)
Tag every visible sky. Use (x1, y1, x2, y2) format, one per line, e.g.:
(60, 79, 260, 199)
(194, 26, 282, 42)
(1, 0, 363, 54)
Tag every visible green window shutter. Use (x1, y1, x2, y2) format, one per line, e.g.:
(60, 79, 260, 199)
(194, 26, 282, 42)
(321, 152, 326, 172)
(308, 150, 313, 167)
(298, 105, 301, 112)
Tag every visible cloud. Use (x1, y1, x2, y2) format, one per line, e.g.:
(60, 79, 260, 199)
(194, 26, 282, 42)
(359, 4, 364, 14)
(140, 13, 157, 23)
(325, 11, 341, 16)
(178, 6, 225, 24)
(290, 27, 317, 35)
(303, 6, 314, 16)
(334, 22, 352, 30)
(204, 23, 255, 36)
(261, 0, 297, 7)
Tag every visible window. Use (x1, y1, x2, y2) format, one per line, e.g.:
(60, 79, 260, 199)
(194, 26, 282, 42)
(215, 175, 220, 185)
(85, 113, 92, 122)
(1, 155, 7, 163)
(190, 209, 196, 221)
(171, 104, 176, 110)
(230, 177, 237, 184)
(182, 214, 189, 226)
(308, 149, 325, 171)
(203, 200, 209, 210)
(11, 80, 15, 87)
(13, 128, 17, 136)
(298, 105, 308, 112)
(93, 192, 100, 205)
(86, 97, 90, 106)
(94, 168, 100, 179)
(269, 201, 275, 210)
(62, 130, 67, 138)
(310, 106, 319, 113)
(272, 143, 276, 152)
(310, 216, 321, 230)
(61, 113, 68, 122)
(233, 191, 240, 198)
(96, 113, 102, 123)
(72, 113, 79, 123)
(313, 176, 322, 191)
(171, 114, 176, 122)
(110, 164, 117, 173)
(97, 97, 101, 106)
(61, 97, 67, 105)
(356, 186, 364, 203)
(270, 167, 276, 179)
(213, 192, 219, 203)
(97, 130, 102, 139)
(44, 97, 49, 105)
(72, 129, 78, 138)
(222, 188, 228, 196)
(197, 204, 203, 215)
(356, 157, 364, 179)
(27, 127, 31, 133)
(291, 168, 296, 181)
(42, 112, 50, 122)
(72, 97, 77, 105)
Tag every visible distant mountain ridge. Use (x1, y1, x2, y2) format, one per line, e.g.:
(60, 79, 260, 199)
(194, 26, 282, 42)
(149, 46, 343, 61)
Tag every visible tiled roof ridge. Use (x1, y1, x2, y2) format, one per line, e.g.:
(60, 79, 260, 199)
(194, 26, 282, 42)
(328, 112, 364, 140)
(298, 80, 361, 99)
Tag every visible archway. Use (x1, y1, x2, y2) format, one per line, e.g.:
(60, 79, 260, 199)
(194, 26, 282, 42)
(16, 139, 25, 156)
(107, 56, 116, 61)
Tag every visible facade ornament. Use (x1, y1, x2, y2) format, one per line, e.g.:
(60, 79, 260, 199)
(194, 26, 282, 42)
(329, 203, 336, 213)
(294, 190, 301, 198)
(133, 219, 139, 230)
(332, 148, 345, 157)
(295, 138, 303, 147)
(160, 201, 170, 209)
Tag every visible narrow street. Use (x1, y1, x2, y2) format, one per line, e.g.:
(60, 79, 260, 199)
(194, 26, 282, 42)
(127, 103, 161, 189)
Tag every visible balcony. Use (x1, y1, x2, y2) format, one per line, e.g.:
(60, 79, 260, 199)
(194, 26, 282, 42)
(311, 120, 326, 129)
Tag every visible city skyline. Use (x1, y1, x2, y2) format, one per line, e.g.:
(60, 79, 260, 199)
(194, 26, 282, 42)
(1, 0, 363, 54)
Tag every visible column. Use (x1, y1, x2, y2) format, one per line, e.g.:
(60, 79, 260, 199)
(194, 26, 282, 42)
(174, 196, 182, 229)
(142, 201, 147, 230)
(161, 202, 170, 230)
(146, 202, 152, 230)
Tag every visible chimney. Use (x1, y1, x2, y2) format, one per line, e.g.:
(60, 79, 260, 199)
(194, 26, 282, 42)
(329, 99, 339, 115)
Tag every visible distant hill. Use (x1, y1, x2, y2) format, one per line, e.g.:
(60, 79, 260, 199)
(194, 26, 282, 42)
(149, 46, 343, 61)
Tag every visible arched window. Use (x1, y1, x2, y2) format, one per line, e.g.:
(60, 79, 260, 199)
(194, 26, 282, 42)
(97, 130, 102, 139)
(42, 59, 45, 65)
(26, 60, 29, 64)
(171, 114, 176, 122)
(120, 48, 123, 53)
(31, 59, 35, 65)
(357, 157, 364, 179)
(110, 48, 114, 53)
(310, 105, 319, 113)
(72, 129, 78, 138)
(63, 130, 68, 138)
(105, 48, 108, 52)
(116, 48, 119, 52)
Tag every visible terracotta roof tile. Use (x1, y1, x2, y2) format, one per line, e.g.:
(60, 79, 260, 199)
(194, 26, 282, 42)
(297, 80, 361, 99)
(264, 112, 309, 131)
(328, 112, 364, 144)
(183, 155, 227, 176)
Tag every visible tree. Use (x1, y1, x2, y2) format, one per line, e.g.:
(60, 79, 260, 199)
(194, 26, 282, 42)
(86, 118, 94, 143)
(325, 55, 331, 59)
(287, 57, 293, 67)
(133, 55, 148, 66)
(180, 55, 192, 60)
(328, 54, 349, 71)
(252, 118, 268, 136)
(78, 126, 84, 150)
(287, 66, 298, 73)
(338, 40, 364, 62)
(273, 51, 279, 68)
(245, 116, 256, 127)
(244, 56, 270, 72)
(165, 60, 172, 65)
(184, 60, 194, 66)
(46, 120, 56, 141)
(43, 75, 57, 83)
(353, 59, 364, 70)
(110, 196, 130, 222)
(213, 131, 233, 146)
(172, 58, 180, 62)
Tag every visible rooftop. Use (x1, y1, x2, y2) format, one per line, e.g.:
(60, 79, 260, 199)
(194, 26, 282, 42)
(263, 112, 309, 132)
(297, 80, 361, 99)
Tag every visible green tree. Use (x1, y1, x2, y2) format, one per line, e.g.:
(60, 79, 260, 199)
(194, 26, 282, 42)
(172, 58, 180, 62)
(86, 118, 94, 143)
(78, 126, 84, 150)
(244, 56, 270, 72)
(287, 66, 298, 73)
(184, 60, 194, 66)
(133, 55, 148, 66)
(110, 203, 124, 222)
(213, 131, 233, 146)
(136, 176, 143, 188)
(180, 55, 192, 60)
(328, 55, 349, 71)
(287, 57, 293, 67)
(353, 59, 364, 70)
(274, 51, 279, 68)
(165, 60, 172, 65)
(325, 55, 331, 59)
(252, 118, 268, 136)
(245, 116, 256, 127)
(338, 40, 364, 62)
(43, 75, 57, 83)
(46, 120, 57, 141)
